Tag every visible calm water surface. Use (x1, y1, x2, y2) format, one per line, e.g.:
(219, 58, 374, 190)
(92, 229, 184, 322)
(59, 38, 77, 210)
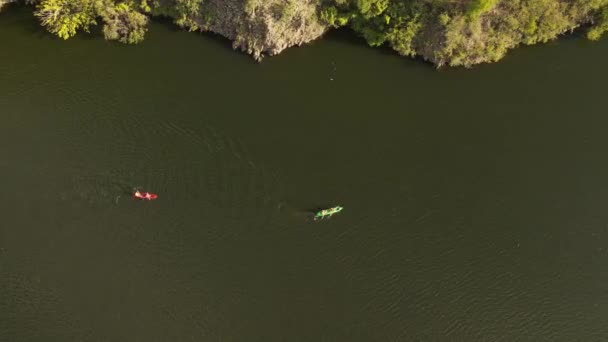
(1, 6, 608, 341)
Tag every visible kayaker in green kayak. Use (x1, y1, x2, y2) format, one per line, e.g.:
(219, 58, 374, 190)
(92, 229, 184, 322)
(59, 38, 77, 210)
(314, 206, 343, 220)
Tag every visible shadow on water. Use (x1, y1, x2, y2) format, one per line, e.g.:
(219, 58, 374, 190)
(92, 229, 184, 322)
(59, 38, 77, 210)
(1, 4, 46, 36)
(322, 24, 599, 74)
(322, 27, 438, 70)
(149, 15, 256, 64)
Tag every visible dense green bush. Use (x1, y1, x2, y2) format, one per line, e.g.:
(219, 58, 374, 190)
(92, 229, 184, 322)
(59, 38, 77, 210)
(102, 2, 148, 44)
(588, 5, 608, 40)
(34, 0, 97, 40)
(466, 0, 498, 19)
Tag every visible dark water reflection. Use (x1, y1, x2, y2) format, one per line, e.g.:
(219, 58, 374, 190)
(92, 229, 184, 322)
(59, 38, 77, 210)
(1, 6, 608, 341)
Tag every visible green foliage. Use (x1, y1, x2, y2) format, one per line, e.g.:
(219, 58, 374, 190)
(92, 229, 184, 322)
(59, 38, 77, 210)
(173, 0, 203, 30)
(34, 0, 97, 39)
(277, 0, 297, 23)
(355, 0, 389, 19)
(30, 0, 208, 42)
(137, 0, 152, 13)
(438, 12, 450, 26)
(320, 0, 431, 56)
(34, 0, 152, 43)
(588, 6, 608, 40)
(101, 2, 148, 44)
(385, 14, 422, 56)
(466, 0, 498, 19)
(320, 5, 350, 27)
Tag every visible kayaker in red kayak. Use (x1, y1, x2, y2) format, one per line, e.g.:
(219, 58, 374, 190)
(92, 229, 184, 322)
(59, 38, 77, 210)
(134, 190, 158, 200)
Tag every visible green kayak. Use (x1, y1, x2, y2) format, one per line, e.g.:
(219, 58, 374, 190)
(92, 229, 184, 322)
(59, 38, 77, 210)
(314, 206, 343, 220)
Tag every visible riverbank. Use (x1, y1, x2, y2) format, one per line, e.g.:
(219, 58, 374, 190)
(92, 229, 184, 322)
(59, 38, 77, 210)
(5, 0, 608, 67)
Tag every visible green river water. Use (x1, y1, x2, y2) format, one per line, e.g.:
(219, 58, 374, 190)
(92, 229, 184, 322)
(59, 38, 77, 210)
(1, 6, 608, 341)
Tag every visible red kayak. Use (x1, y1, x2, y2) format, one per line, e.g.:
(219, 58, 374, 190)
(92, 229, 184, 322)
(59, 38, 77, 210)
(134, 191, 158, 200)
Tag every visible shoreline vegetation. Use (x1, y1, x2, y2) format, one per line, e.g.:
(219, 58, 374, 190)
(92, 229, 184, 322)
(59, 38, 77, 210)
(2, 0, 608, 67)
